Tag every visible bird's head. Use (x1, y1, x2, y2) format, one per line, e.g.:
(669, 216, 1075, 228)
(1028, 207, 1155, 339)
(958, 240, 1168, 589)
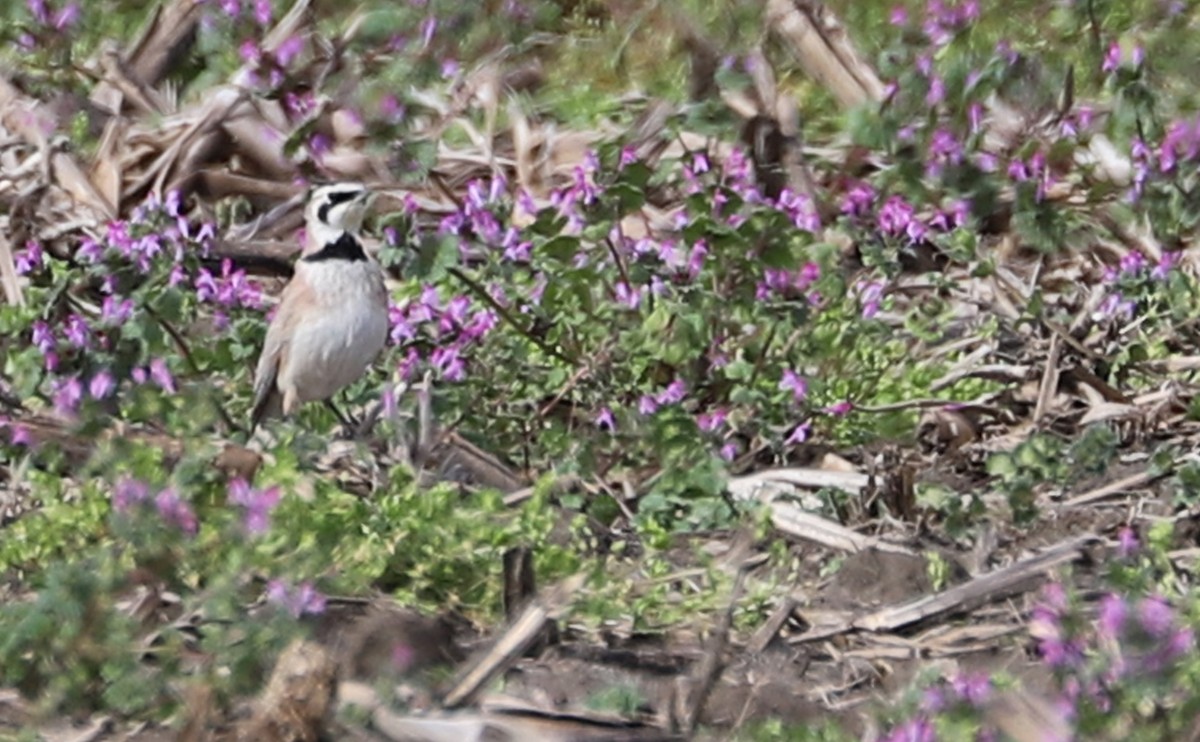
(305, 183, 373, 243)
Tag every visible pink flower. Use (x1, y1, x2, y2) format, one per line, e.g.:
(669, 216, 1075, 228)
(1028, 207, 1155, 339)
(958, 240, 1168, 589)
(275, 35, 303, 67)
(253, 0, 271, 25)
(149, 358, 176, 393)
(595, 407, 615, 431)
(697, 408, 727, 432)
(155, 488, 198, 535)
(14, 240, 44, 274)
(785, 422, 811, 445)
(89, 370, 115, 400)
(267, 579, 326, 617)
(52, 1, 79, 29)
(655, 379, 687, 406)
(779, 370, 808, 403)
(113, 478, 150, 511)
(1102, 41, 1121, 73)
(228, 478, 281, 534)
(826, 400, 853, 417)
(53, 376, 83, 417)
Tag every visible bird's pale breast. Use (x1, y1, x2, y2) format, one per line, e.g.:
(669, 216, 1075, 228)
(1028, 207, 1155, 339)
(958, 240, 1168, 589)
(279, 260, 388, 403)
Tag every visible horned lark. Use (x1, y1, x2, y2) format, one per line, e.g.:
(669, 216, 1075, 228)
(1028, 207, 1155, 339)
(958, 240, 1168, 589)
(250, 183, 389, 430)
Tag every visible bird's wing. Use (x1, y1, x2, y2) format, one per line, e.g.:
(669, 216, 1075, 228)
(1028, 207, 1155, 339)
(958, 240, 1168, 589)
(250, 278, 311, 428)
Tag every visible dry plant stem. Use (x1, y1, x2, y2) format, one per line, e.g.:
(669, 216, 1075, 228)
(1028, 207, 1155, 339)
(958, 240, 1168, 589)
(678, 567, 748, 734)
(442, 575, 585, 708)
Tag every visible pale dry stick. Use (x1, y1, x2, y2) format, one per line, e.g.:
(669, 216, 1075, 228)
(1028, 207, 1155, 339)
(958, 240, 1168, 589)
(0, 232, 22, 306)
(764, 0, 885, 110)
(677, 566, 749, 735)
(441, 574, 585, 709)
(1061, 468, 1163, 508)
(1032, 333, 1062, 424)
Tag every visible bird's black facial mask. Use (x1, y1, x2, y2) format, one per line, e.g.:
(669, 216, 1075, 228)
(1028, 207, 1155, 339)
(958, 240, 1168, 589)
(317, 189, 365, 223)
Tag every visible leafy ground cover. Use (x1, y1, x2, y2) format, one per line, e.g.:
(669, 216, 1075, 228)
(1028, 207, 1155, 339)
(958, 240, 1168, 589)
(2, 0, 1200, 739)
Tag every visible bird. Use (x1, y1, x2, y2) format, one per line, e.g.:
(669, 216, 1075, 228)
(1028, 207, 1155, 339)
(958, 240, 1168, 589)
(250, 182, 389, 432)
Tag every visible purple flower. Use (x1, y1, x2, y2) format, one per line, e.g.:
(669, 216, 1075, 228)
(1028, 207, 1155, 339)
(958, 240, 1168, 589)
(889, 5, 908, 25)
(78, 237, 104, 263)
(31, 320, 54, 354)
(882, 717, 936, 742)
(779, 370, 808, 403)
(840, 181, 875, 217)
(1138, 595, 1174, 637)
(113, 478, 150, 511)
(52, 1, 79, 29)
(64, 313, 91, 349)
(253, 0, 271, 25)
(228, 478, 281, 534)
(14, 240, 44, 274)
(89, 370, 115, 400)
(239, 39, 261, 65)
(1117, 526, 1139, 558)
(28, 0, 49, 24)
(155, 488, 198, 535)
(877, 195, 916, 238)
(595, 407, 615, 431)
(1151, 252, 1178, 281)
(461, 310, 497, 342)
(439, 295, 471, 333)
(267, 579, 326, 618)
(419, 15, 437, 47)
(101, 295, 134, 325)
(656, 379, 687, 406)
(149, 358, 176, 394)
(614, 281, 642, 309)
(430, 346, 465, 381)
(950, 673, 990, 706)
(719, 442, 739, 461)
(856, 280, 885, 318)
(826, 400, 853, 417)
(194, 258, 261, 309)
(1102, 41, 1121, 73)
(638, 395, 659, 416)
(1097, 593, 1126, 640)
(53, 376, 83, 417)
(697, 408, 727, 432)
(785, 422, 811, 445)
(276, 35, 303, 67)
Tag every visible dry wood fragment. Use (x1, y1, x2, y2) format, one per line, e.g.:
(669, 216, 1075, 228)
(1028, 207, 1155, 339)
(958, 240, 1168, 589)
(789, 535, 1096, 644)
(0, 232, 22, 306)
(237, 639, 337, 742)
(1032, 333, 1061, 423)
(747, 597, 797, 654)
(442, 574, 585, 709)
(1061, 468, 1162, 508)
(851, 535, 1097, 633)
(0, 77, 115, 219)
(674, 567, 747, 735)
(90, 0, 203, 114)
(765, 0, 885, 110)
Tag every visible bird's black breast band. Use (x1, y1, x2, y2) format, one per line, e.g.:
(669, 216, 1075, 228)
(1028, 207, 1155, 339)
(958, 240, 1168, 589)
(302, 232, 368, 262)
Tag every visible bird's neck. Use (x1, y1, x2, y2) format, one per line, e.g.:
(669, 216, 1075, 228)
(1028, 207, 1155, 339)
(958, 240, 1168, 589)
(304, 220, 354, 255)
